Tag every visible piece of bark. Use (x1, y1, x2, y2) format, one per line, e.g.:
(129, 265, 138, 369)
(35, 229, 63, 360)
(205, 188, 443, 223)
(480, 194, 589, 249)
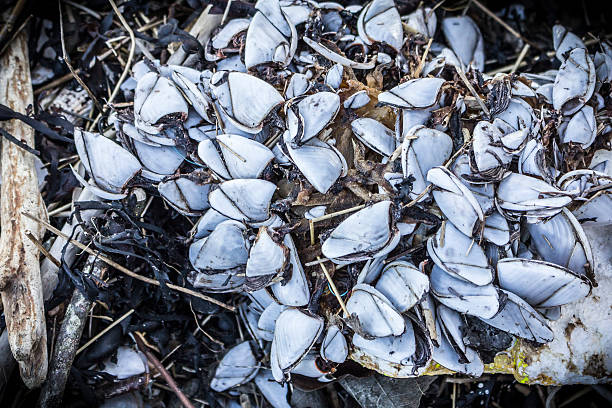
(0, 31, 48, 388)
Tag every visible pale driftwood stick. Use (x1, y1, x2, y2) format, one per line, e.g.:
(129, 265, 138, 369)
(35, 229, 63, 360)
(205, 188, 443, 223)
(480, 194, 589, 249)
(37, 258, 106, 408)
(0, 31, 48, 388)
(167, 5, 222, 66)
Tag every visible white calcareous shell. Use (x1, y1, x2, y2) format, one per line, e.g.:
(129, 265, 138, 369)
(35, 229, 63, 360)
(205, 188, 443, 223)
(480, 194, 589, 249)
(198, 134, 274, 179)
(496, 258, 591, 308)
(320, 325, 348, 363)
(352, 318, 415, 365)
(285, 73, 311, 98)
(321, 201, 399, 264)
(254, 371, 291, 408)
(246, 227, 289, 277)
(402, 126, 453, 199)
(427, 166, 484, 237)
(287, 92, 340, 144)
(374, 261, 429, 312)
(558, 105, 597, 148)
(189, 220, 249, 272)
(158, 176, 211, 216)
(442, 16, 484, 71)
(351, 118, 396, 157)
(552, 25, 586, 62)
(283, 135, 347, 194)
(427, 222, 492, 286)
(101, 346, 148, 380)
(272, 308, 324, 372)
(325, 64, 344, 90)
(493, 97, 534, 131)
(527, 208, 593, 276)
(210, 341, 259, 391)
(211, 18, 251, 51)
(378, 78, 445, 109)
(405, 7, 437, 38)
(430, 265, 501, 319)
(496, 173, 572, 220)
(194, 209, 230, 239)
(258, 302, 287, 341)
(210, 71, 284, 133)
(188, 270, 245, 293)
(481, 290, 553, 343)
(244, 0, 297, 69)
(553, 48, 596, 115)
(134, 72, 188, 134)
(345, 284, 405, 338)
(74, 129, 142, 199)
(432, 305, 484, 377)
(271, 234, 310, 306)
(344, 90, 370, 109)
(208, 179, 276, 224)
(357, 0, 403, 51)
(472, 121, 514, 176)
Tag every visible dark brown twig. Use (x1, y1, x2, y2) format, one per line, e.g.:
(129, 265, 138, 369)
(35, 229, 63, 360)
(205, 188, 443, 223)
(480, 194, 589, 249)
(134, 334, 196, 408)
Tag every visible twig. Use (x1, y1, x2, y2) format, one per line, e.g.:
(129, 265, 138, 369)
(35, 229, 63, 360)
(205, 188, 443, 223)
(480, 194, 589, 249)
(89, 0, 137, 131)
(318, 258, 349, 316)
(309, 204, 366, 223)
(134, 334, 196, 408)
(76, 309, 135, 355)
(456, 65, 490, 117)
(309, 220, 315, 246)
(0, 30, 48, 389)
(22, 211, 236, 311)
(34, 70, 80, 96)
(414, 38, 434, 78)
(58, 1, 104, 114)
(25, 232, 61, 267)
(510, 44, 530, 74)
(470, 0, 537, 49)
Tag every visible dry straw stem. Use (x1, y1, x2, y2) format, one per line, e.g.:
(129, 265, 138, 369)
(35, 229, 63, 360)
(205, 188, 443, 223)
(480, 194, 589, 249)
(135, 334, 196, 408)
(23, 212, 236, 312)
(318, 257, 350, 317)
(0, 31, 48, 388)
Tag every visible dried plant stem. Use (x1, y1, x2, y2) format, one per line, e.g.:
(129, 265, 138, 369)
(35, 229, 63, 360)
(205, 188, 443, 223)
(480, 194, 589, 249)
(470, 0, 536, 49)
(456, 65, 490, 117)
(0, 31, 48, 388)
(309, 204, 366, 223)
(134, 334, 196, 408)
(76, 309, 135, 355)
(414, 38, 434, 78)
(59, 2, 104, 114)
(318, 258, 349, 316)
(89, 0, 137, 131)
(23, 211, 236, 311)
(510, 44, 530, 74)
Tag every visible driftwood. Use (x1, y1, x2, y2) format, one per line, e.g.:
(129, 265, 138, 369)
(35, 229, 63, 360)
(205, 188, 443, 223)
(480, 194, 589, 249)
(0, 31, 48, 388)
